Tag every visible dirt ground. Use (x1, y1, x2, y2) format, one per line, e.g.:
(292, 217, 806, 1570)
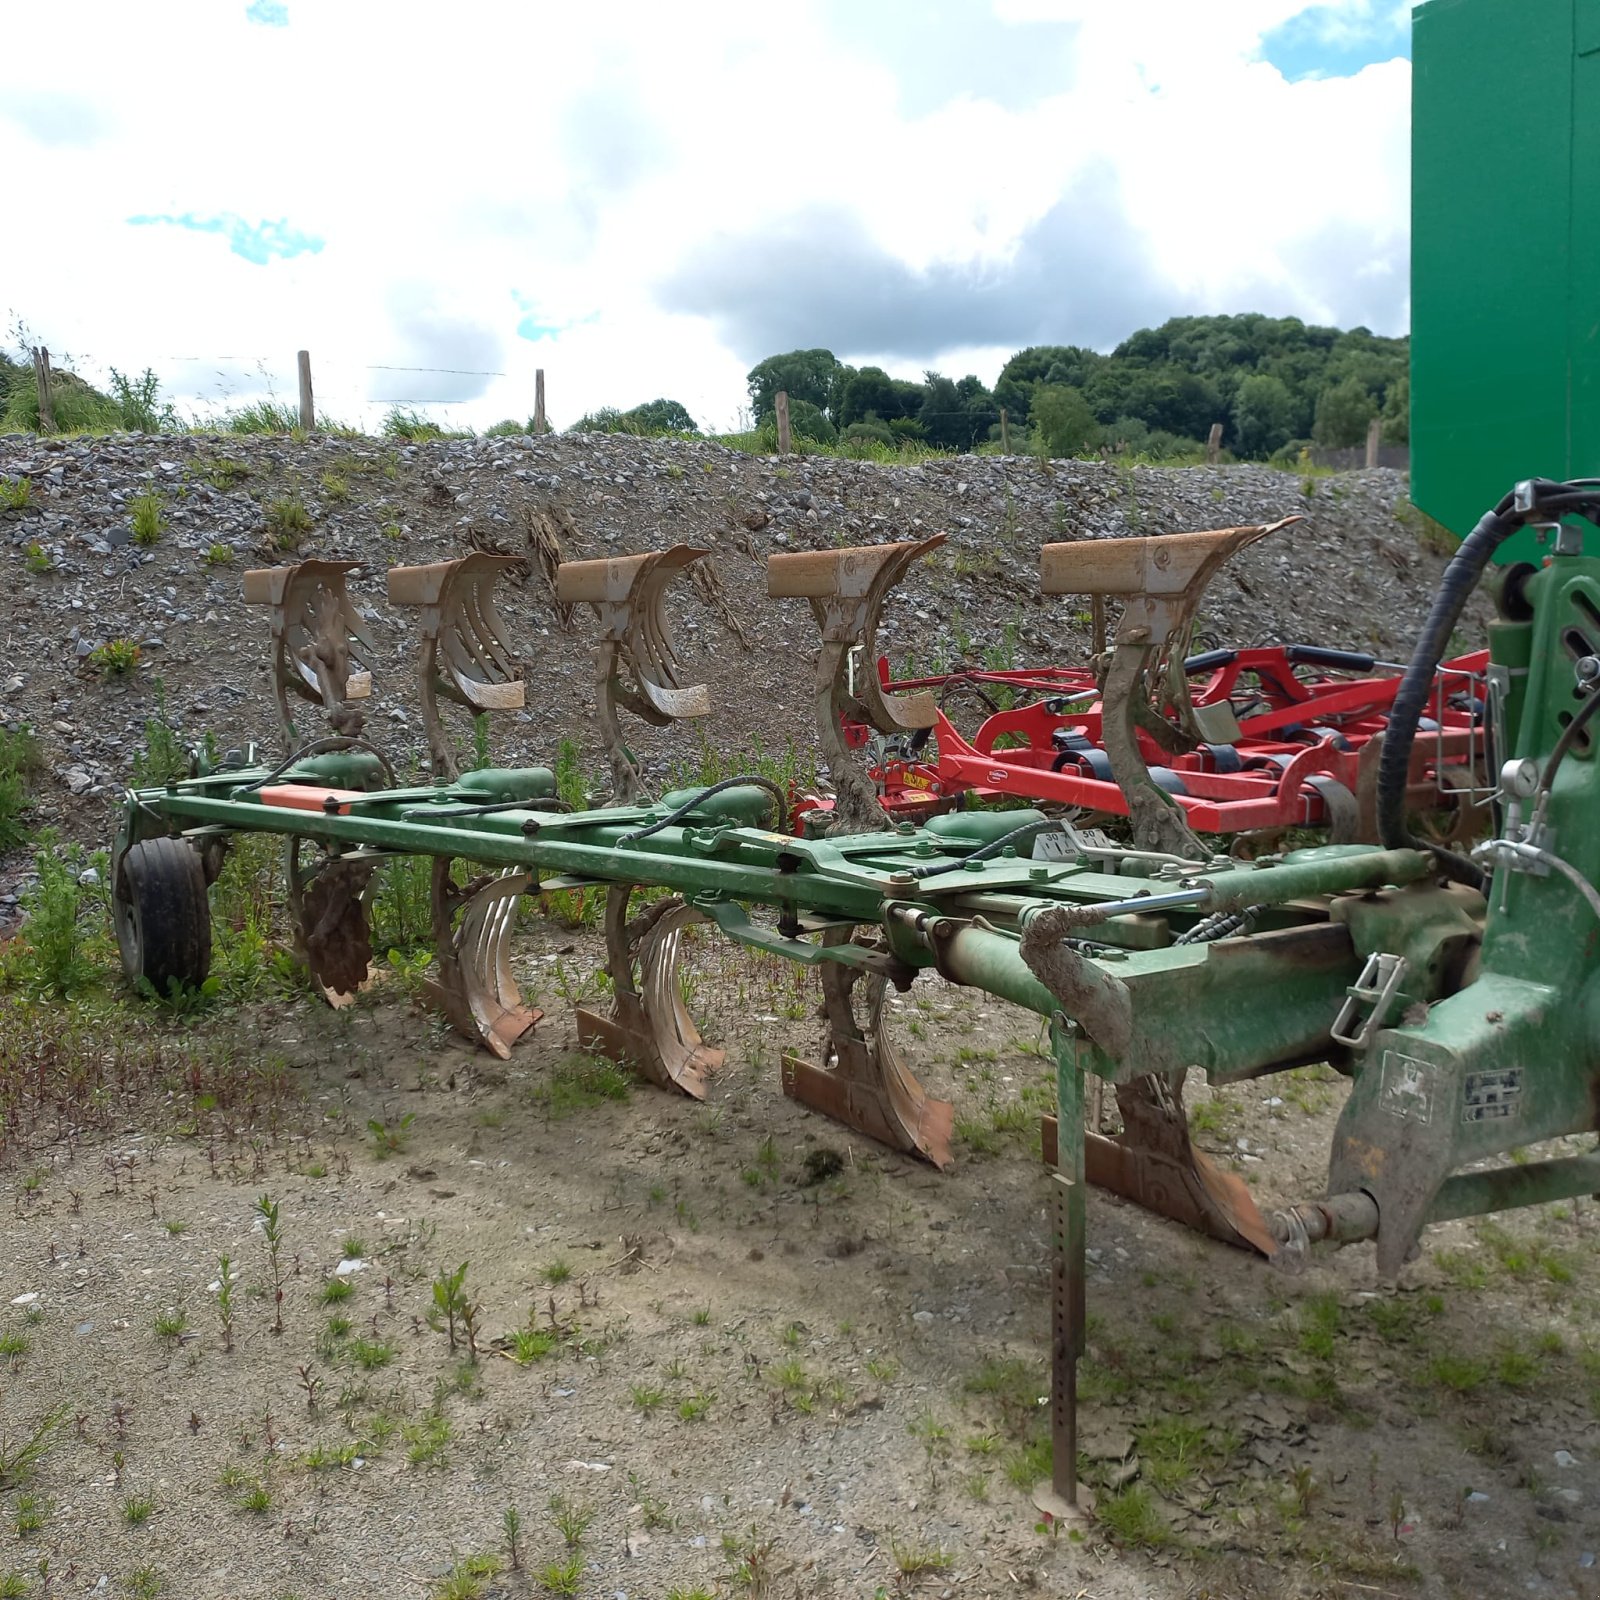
(1, 904, 1597, 1600)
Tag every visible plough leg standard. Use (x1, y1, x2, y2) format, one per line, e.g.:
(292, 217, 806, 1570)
(114, 482, 1600, 1516)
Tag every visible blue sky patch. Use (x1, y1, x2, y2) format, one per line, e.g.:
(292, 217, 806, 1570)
(246, 0, 289, 26)
(127, 212, 324, 265)
(1261, 5, 1409, 81)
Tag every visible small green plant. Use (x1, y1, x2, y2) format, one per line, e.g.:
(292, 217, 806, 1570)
(320, 1278, 353, 1305)
(368, 1110, 415, 1157)
(125, 1567, 164, 1600)
(677, 1391, 714, 1422)
(0, 1333, 26, 1366)
(630, 1383, 665, 1413)
(12, 1494, 44, 1536)
(433, 1554, 504, 1599)
(264, 494, 313, 550)
(121, 1493, 156, 1526)
(541, 1258, 572, 1286)
(152, 1306, 187, 1344)
(130, 491, 165, 546)
(0, 476, 32, 510)
(23, 542, 51, 574)
(431, 1262, 479, 1358)
(509, 1328, 557, 1365)
(215, 1255, 236, 1352)
(255, 1194, 287, 1335)
(538, 1555, 584, 1597)
(86, 638, 142, 677)
(548, 1494, 592, 1548)
(236, 1482, 272, 1515)
(320, 470, 349, 501)
(891, 1539, 952, 1576)
(349, 1337, 395, 1372)
(202, 542, 234, 566)
(0, 726, 39, 849)
(502, 1504, 523, 1572)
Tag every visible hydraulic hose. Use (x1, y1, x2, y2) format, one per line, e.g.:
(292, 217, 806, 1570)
(905, 815, 1060, 880)
(617, 776, 787, 844)
(1377, 480, 1600, 888)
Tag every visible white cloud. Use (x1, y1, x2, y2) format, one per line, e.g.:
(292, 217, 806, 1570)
(3, 0, 1408, 433)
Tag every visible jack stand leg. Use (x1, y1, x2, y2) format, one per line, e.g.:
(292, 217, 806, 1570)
(1034, 1016, 1095, 1526)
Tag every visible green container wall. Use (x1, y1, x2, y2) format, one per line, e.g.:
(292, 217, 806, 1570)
(1412, 0, 1600, 563)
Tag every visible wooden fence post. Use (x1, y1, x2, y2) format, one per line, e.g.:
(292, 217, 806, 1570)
(1206, 422, 1223, 464)
(1090, 594, 1107, 657)
(1000, 408, 1010, 453)
(775, 390, 791, 455)
(33, 348, 54, 434)
(296, 350, 315, 430)
(1364, 416, 1382, 469)
(534, 369, 546, 434)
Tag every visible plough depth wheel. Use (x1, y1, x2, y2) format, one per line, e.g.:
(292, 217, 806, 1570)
(114, 837, 212, 995)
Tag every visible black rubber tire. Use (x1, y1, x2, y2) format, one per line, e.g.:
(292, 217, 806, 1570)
(115, 837, 212, 994)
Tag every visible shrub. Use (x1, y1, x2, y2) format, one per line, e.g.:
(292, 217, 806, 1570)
(130, 491, 165, 547)
(85, 639, 142, 677)
(0, 727, 42, 850)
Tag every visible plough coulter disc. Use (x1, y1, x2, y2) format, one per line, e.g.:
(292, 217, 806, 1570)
(767, 534, 946, 833)
(242, 560, 375, 749)
(576, 887, 723, 1096)
(287, 841, 375, 1006)
(388, 554, 527, 779)
(556, 545, 714, 803)
(424, 860, 540, 1059)
(781, 928, 955, 1169)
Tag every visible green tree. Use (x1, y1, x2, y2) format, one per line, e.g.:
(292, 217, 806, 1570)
(1031, 385, 1098, 458)
(568, 398, 697, 436)
(1231, 373, 1297, 458)
(746, 349, 840, 425)
(839, 366, 904, 428)
(1312, 376, 1376, 448)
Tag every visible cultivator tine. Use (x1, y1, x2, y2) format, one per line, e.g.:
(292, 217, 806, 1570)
(242, 559, 374, 749)
(781, 927, 955, 1168)
(555, 545, 712, 803)
(388, 554, 526, 778)
(424, 860, 540, 1059)
(576, 887, 723, 1096)
(1040, 521, 1298, 857)
(768, 535, 946, 833)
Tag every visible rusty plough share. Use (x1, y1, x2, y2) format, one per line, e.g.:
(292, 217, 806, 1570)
(117, 481, 1600, 1519)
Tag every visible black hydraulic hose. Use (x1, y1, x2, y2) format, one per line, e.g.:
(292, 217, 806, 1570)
(234, 735, 399, 796)
(1377, 481, 1600, 887)
(1535, 682, 1600, 809)
(617, 776, 787, 844)
(905, 816, 1059, 880)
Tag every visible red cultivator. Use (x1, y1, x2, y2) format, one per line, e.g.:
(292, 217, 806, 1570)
(806, 521, 1492, 847)
(831, 641, 1490, 843)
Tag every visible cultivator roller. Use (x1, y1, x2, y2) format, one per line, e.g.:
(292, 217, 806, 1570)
(242, 559, 374, 748)
(576, 888, 724, 1096)
(768, 534, 946, 832)
(555, 544, 712, 803)
(782, 926, 955, 1169)
(387, 553, 526, 779)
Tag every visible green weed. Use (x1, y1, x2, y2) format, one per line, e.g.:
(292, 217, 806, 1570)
(130, 491, 165, 546)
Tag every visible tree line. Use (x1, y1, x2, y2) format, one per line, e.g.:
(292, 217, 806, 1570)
(582, 312, 1408, 463)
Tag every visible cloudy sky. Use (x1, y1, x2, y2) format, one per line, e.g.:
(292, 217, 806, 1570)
(1, 0, 1411, 433)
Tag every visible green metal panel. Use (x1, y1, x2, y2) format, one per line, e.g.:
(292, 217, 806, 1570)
(1411, 0, 1600, 564)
